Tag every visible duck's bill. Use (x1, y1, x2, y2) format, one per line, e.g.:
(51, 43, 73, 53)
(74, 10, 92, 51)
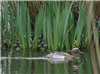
(78, 50, 84, 54)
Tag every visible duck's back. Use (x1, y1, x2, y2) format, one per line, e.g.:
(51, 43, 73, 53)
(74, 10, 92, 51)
(46, 51, 75, 59)
(51, 51, 73, 59)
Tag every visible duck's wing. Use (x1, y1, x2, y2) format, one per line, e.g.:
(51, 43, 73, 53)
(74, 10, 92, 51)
(59, 52, 70, 56)
(50, 51, 70, 56)
(46, 54, 53, 58)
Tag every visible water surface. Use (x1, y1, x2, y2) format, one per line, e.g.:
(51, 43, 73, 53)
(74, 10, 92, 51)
(1, 47, 93, 74)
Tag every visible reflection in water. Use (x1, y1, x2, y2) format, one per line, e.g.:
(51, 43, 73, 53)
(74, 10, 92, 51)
(72, 59, 83, 73)
(47, 58, 72, 64)
(47, 57, 83, 73)
(1, 56, 83, 73)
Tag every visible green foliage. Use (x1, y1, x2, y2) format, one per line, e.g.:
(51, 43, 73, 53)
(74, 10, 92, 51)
(33, 9, 43, 49)
(27, 12, 31, 48)
(74, 2, 85, 46)
(1, 3, 4, 43)
(40, 1, 74, 50)
(33, 1, 90, 50)
(2, 1, 100, 52)
(4, 1, 8, 28)
(1, 1, 100, 73)
(16, 2, 31, 49)
(1, 1, 31, 49)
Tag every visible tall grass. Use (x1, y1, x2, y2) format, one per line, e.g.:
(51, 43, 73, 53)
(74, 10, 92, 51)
(16, 2, 27, 49)
(74, 2, 85, 46)
(1, 2, 4, 44)
(1, 1, 100, 74)
(2, 1, 9, 47)
(40, 2, 74, 50)
(33, 2, 100, 72)
(16, 1, 32, 49)
(33, 8, 43, 49)
(86, 2, 100, 74)
(35, 1, 87, 50)
(1, 1, 31, 49)
(1, 1, 89, 50)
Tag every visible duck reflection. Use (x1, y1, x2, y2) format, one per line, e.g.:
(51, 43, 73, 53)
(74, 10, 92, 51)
(72, 58, 83, 72)
(47, 58, 72, 64)
(47, 57, 83, 72)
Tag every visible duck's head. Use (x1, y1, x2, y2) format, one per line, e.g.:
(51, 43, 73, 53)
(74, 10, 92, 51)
(72, 48, 83, 56)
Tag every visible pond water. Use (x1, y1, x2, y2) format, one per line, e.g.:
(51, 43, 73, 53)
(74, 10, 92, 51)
(1, 47, 93, 74)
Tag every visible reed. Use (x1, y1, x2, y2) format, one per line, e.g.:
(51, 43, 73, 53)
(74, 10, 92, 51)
(74, 2, 85, 46)
(4, 1, 8, 30)
(1, 3, 4, 44)
(86, 2, 99, 74)
(9, 2, 15, 45)
(33, 8, 43, 49)
(27, 12, 31, 48)
(41, 2, 74, 50)
(33, 1, 88, 50)
(16, 1, 32, 49)
(1, 1, 32, 49)
(16, 2, 26, 49)
(2, 1, 9, 47)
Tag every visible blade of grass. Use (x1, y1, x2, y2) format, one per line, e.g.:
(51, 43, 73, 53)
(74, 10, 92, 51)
(43, 6, 46, 42)
(9, 2, 15, 45)
(27, 12, 31, 48)
(86, 2, 99, 74)
(74, 2, 85, 46)
(34, 9, 43, 49)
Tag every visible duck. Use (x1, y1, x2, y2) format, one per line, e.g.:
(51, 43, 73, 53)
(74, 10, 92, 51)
(46, 48, 83, 59)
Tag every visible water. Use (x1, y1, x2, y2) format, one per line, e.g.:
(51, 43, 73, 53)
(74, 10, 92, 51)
(1, 47, 93, 74)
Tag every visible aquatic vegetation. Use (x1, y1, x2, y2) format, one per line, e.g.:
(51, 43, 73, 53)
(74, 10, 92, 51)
(33, 9, 43, 49)
(86, 2, 100, 74)
(36, 1, 87, 50)
(1, 1, 100, 74)
(1, 1, 31, 49)
(1, 1, 100, 50)
(41, 2, 74, 50)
